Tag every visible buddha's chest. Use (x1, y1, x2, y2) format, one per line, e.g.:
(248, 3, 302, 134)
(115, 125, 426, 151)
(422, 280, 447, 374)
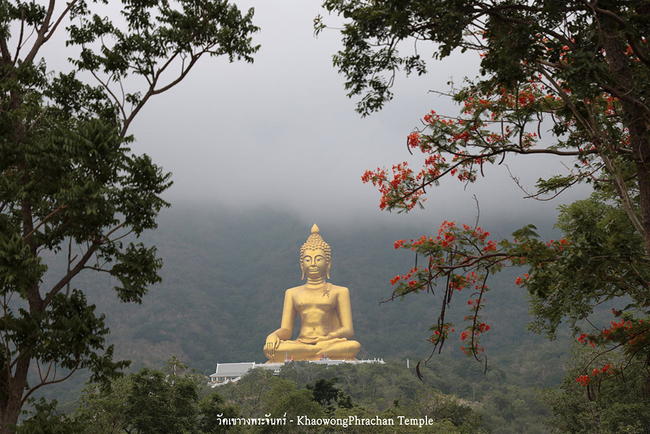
(293, 290, 337, 312)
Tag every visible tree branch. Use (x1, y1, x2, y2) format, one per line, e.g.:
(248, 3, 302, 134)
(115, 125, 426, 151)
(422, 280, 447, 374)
(23, 205, 67, 241)
(44, 241, 100, 307)
(23, 0, 55, 65)
(42, 1, 79, 45)
(21, 362, 80, 406)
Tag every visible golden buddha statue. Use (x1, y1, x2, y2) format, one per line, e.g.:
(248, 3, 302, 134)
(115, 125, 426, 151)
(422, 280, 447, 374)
(264, 224, 361, 362)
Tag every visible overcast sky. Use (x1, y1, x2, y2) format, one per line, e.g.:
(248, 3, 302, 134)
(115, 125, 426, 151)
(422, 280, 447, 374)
(44, 1, 593, 230)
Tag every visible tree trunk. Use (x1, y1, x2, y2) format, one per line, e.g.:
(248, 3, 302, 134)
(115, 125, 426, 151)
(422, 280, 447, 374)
(0, 356, 31, 434)
(602, 27, 650, 257)
(0, 74, 42, 434)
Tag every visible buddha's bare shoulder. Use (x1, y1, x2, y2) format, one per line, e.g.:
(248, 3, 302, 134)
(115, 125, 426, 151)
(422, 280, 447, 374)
(285, 284, 307, 294)
(328, 284, 350, 294)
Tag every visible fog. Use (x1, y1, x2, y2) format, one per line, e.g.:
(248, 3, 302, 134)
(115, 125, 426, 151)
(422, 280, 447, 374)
(52, 1, 595, 231)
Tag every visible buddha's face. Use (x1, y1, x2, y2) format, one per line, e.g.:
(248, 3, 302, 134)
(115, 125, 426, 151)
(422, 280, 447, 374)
(301, 248, 330, 280)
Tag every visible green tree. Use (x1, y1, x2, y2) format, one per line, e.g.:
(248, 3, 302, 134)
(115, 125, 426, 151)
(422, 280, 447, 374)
(122, 359, 200, 434)
(0, 1, 258, 430)
(262, 387, 324, 434)
(72, 375, 130, 434)
(197, 393, 240, 434)
(13, 398, 85, 434)
(320, 0, 650, 378)
(307, 377, 340, 409)
(219, 369, 276, 418)
(74, 357, 239, 434)
(541, 345, 650, 434)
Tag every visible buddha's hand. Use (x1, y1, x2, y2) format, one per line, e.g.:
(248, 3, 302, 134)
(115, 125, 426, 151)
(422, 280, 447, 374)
(264, 333, 280, 358)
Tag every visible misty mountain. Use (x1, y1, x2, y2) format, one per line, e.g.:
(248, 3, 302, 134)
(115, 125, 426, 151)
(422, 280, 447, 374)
(38, 204, 573, 406)
(78, 205, 564, 370)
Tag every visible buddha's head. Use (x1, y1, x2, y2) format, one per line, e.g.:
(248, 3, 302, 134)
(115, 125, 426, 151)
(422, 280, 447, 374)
(300, 224, 331, 280)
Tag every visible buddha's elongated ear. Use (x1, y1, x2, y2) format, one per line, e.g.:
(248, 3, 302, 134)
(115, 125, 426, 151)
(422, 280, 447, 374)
(326, 259, 332, 280)
(300, 261, 305, 280)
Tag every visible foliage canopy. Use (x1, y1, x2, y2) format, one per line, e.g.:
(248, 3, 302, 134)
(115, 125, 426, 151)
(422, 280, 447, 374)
(0, 0, 258, 430)
(320, 0, 650, 387)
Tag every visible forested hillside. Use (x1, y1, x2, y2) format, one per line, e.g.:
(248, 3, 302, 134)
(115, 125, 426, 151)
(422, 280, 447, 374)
(35, 205, 571, 403)
(31, 204, 650, 433)
(84, 205, 568, 370)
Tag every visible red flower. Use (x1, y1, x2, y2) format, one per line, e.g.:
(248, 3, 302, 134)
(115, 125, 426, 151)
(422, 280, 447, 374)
(408, 132, 421, 148)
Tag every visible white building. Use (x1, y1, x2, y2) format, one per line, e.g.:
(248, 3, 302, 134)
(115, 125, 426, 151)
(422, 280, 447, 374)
(209, 358, 385, 386)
